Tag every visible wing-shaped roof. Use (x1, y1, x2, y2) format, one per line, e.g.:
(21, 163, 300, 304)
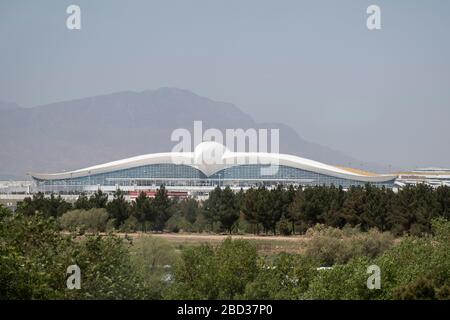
(30, 142, 396, 183)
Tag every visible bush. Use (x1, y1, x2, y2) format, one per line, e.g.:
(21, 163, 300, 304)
(164, 238, 258, 299)
(303, 257, 374, 300)
(303, 218, 450, 300)
(374, 218, 450, 299)
(105, 218, 117, 232)
(59, 208, 110, 233)
(277, 216, 292, 236)
(243, 253, 317, 299)
(393, 277, 439, 300)
(303, 225, 395, 267)
(120, 216, 139, 233)
(70, 235, 151, 299)
(0, 211, 152, 299)
(165, 213, 192, 233)
(130, 236, 179, 299)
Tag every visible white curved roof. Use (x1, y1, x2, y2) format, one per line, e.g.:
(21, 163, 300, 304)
(30, 141, 396, 183)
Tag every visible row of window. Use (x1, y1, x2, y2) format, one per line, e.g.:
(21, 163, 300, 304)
(35, 164, 395, 189)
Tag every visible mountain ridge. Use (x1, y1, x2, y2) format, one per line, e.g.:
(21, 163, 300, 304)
(0, 88, 389, 179)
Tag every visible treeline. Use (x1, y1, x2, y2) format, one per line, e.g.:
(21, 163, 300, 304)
(3, 201, 450, 300)
(166, 218, 450, 300)
(17, 188, 174, 233)
(17, 184, 450, 235)
(210, 184, 450, 235)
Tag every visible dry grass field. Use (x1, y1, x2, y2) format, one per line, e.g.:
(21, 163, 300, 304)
(124, 232, 311, 255)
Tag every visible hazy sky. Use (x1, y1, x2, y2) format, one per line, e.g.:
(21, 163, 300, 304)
(1, 0, 450, 168)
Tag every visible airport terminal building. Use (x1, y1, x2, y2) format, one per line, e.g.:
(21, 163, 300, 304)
(30, 142, 397, 193)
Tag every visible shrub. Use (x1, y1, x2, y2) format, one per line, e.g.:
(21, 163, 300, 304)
(303, 224, 395, 267)
(277, 216, 292, 236)
(0, 211, 151, 299)
(393, 277, 438, 300)
(243, 253, 317, 299)
(59, 208, 109, 233)
(374, 218, 450, 299)
(303, 218, 450, 300)
(105, 218, 117, 232)
(120, 216, 139, 233)
(164, 238, 258, 299)
(303, 257, 374, 300)
(130, 236, 179, 299)
(165, 213, 192, 233)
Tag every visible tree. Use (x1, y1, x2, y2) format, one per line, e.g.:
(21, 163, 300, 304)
(337, 186, 365, 227)
(0, 209, 152, 299)
(17, 193, 72, 218)
(436, 186, 450, 220)
(287, 188, 305, 234)
(217, 186, 240, 234)
(106, 189, 130, 228)
(89, 189, 108, 208)
(131, 191, 153, 231)
(242, 188, 260, 234)
(46, 194, 72, 218)
(152, 186, 172, 231)
(264, 186, 285, 235)
(203, 187, 222, 232)
(164, 238, 258, 300)
(74, 193, 91, 210)
(297, 187, 328, 228)
(359, 185, 393, 232)
(16, 193, 45, 216)
(179, 197, 199, 224)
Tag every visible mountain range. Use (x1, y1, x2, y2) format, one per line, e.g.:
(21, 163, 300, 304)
(0, 88, 389, 180)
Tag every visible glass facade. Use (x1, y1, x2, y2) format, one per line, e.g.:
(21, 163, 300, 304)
(35, 163, 395, 190)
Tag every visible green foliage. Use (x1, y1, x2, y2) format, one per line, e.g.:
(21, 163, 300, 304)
(165, 213, 191, 233)
(303, 225, 395, 267)
(15, 184, 450, 236)
(243, 253, 317, 299)
(130, 191, 154, 230)
(3, 200, 450, 300)
(129, 236, 180, 299)
(152, 186, 173, 231)
(218, 187, 241, 233)
(74, 193, 91, 210)
(165, 238, 258, 299)
(393, 277, 450, 300)
(300, 218, 450, 300)
(106, 189, 130, 228)
(73, 190, 109, 211)
(17, 192, 72, 218)
(304, 257, 374, 300)
(0, 210, 152, 299)
(179, 197, 199, 224)
(244, 184, 450, 236)
(69, 235, 150, 299)
(203, 186, 240, 233)
(373, 218, 450, 299)
(89, 189, 108, 208)
(277, 214, 292, 236)
(59, 208, 109, 233)
(120, 215, 140, 233)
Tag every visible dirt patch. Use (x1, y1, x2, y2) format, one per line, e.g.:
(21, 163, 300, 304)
(125, 232, 311, 255)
